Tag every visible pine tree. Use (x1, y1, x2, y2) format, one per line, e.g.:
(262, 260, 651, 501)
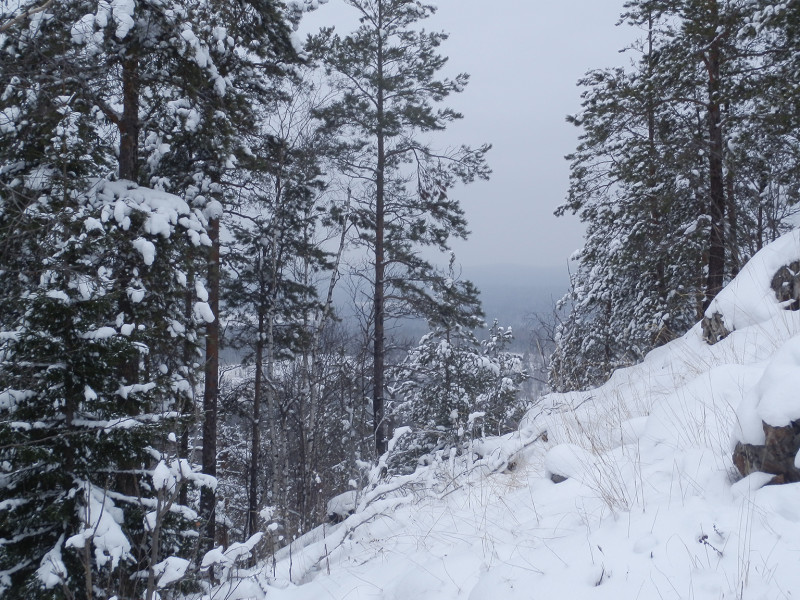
(309, 0, 490, 455)
(551, 0, 800, 391)
(94, 0, 303, 547)
(223, 79, 329, 539)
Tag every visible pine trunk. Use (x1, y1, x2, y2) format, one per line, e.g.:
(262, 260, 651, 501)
(200, 216, 220, 550)
(119, 51, 139, 182)
(704, 0, 726, 309)
(247, 310, 264, 538)
(373, 6, 388, 457)
(726, 159, 739, 277)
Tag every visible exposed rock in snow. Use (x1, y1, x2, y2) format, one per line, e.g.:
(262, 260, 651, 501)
(326, 491, 358, 523)
(701, 311, 730, 344)
(705, 229, 800, 333)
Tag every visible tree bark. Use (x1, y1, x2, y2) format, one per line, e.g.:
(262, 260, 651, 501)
(119, 51, 139, 182)
(247, 307, 264, 538)
(726, 155, 739, 277)
(179, 285, 193, 508)
(704, 0, 726, 309)
(200, 216, 220, 550)
(373, 3, 388, 457)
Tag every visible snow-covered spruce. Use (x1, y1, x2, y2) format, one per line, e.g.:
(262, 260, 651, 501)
(387, 320, 529, 475)
(0, 181, 211, 598)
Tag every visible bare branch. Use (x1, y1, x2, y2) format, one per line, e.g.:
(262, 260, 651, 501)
(0, 0, 53, 34)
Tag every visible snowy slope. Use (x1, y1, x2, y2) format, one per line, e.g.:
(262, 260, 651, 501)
(213, 231, 800, 600)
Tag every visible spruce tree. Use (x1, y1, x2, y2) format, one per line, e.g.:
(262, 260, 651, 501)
(0, 0, 262, 593)
(389, 285, 528, 476)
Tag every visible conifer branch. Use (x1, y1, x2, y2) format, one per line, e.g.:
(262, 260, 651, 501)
(0, 0, 53, 34)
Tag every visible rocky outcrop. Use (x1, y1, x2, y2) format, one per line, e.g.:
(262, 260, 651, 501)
(702, 312, 730, 345)
(770, 260, 800, 310)
(733, 420, 800, 484)
(704, 261, 800, 346)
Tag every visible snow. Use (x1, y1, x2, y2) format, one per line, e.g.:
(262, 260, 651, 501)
(80, 326, 117, 340)
(203, 199, 224, 220)
(544, 443, 596, 482)
(65, 483, 131, 570)
(387, 426, 411, 452)
(730, 471, 774, 498)
(127, 286, 145, 303)
(45, 289, 70, 303)
(326, 491, 357, 519)
(84, 216, 104, 233)
(132, 237, 156, 266)
(0, 389, 33, 411)
(98, 180, 205, 249)
(36, 536, 67, 589)
(201, 533, 264, 593)
(0, 107, 20, 134)
(70, 14, 96, 45)
(194, 301, 215, 323)
(705, 228, 800, 331)
(116, 382, 156, 399)
(206, 229, 800, 600)
(743, 335, 800, 431)
(154, 556, 190, 588)
(152, 460, 176, 493)
(110, 0, 134, 39)
(195, 280, 209, 302)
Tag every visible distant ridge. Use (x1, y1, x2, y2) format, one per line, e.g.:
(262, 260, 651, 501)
(461, 263, 569, 335)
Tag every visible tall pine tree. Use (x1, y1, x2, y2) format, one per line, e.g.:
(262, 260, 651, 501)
(309, 0, 490, 455)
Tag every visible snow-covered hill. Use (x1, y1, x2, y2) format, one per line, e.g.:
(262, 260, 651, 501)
(211, 231, 800, 600)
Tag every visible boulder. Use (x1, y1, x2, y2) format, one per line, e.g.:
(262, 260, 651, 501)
(733, 420, 800, 484)
(702, 312, 730, 345)
(770, 260, 800, 310)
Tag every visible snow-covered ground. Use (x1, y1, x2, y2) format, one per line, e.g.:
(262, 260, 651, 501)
(212, 231, 800, 600)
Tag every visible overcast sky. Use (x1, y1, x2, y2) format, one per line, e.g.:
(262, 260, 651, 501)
(299, 0, 638, 271)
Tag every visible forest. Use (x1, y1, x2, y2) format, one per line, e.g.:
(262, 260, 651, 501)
(1, 0, 800, 599)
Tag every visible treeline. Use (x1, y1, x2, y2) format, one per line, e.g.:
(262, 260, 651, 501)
(551, 0, 800, 391)
(0, 0, 528, 598)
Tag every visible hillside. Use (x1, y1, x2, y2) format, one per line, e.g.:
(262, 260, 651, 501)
(207, 231, 800, 600)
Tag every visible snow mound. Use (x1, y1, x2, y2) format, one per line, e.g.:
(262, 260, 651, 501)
(214, 230, 800, 600)
(706, 228, 800, 331)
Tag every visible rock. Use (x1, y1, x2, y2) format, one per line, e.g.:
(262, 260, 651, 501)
(733, 420, 800, 484)
(326, 490, 358, 524)
(770, 260, 800, 310)
(550, 474, 568, 484)
(702, 312, 730, 345)
(703, 262, 800, 346)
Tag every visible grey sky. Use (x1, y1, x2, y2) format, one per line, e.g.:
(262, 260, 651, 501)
(300, 0, 637, 270)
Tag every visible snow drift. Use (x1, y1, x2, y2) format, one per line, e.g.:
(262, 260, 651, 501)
(208, 230, 800, 600)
